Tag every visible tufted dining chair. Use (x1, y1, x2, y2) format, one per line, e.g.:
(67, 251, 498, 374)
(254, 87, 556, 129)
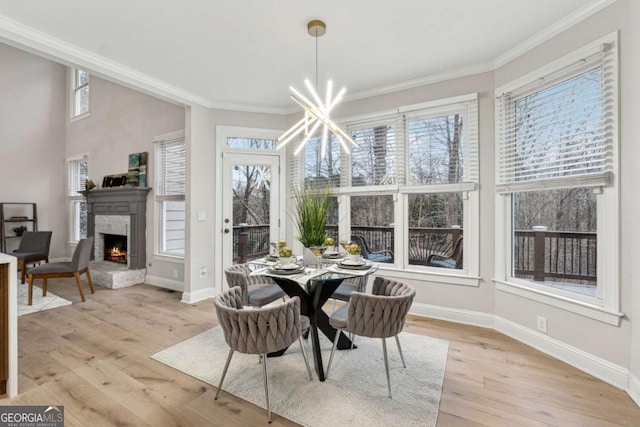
(224, 263, 286, 307)
(325, 276, 415, 398)
(214, 286, 313, 423)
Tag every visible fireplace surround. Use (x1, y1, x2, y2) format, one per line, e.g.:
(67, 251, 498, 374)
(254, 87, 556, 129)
(86, 187, 151, 269)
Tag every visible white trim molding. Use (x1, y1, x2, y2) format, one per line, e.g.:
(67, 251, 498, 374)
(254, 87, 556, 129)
(629, 371, 640, 408)
(408, 303, 635, 400)
(145, 275, 184, 293)
(180, 286, 218, 304)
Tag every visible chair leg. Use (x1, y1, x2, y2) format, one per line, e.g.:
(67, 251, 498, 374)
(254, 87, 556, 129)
(74, 272, 86, 302)
(19, 260, 25, 284)
(215, 348, 234, 400)
(85, 269, 95, 294)
(382, 338, 392, 398)
(262, 352, 271, 423)
(299, 338, 313, 381)
(325, 329, 341, 379)
(42, 278, 47, 296)
(27, 275, 34, 306)
(395, 335, 406, 368)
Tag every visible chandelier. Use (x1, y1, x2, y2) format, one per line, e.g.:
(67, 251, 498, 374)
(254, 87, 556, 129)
(276, 20, 358, 157)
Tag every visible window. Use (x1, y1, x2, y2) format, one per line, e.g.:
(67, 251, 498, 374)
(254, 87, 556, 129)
(67, 155, 89, 242)
(71, 68, 90, 118)
(294, 94, 479, 277)
(155, 131, 186, 256)
(495, 33, 620, 322)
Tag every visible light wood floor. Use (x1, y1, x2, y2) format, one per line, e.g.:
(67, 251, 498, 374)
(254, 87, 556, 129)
(3, 279, 640, 426)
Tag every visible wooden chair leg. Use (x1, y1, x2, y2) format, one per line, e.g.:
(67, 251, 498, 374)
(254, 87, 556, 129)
(27, 274, 34, 306)
(74, 272, 86, 302)
(85, 269, 95, 294)
(19, 260, 26, 284)
(42, 278, 48, 296)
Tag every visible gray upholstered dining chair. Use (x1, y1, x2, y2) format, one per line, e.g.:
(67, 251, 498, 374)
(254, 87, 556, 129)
(325, 276, 415, 398)
(224, 263, 286, 307)
(12, 231, 52, 284)
(214, 287, 313, 423)
(27, 236, 95, 305)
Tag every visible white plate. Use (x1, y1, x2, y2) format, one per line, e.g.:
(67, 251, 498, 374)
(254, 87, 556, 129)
(341, 259, 365, 266)
(273, 264, 300, 270)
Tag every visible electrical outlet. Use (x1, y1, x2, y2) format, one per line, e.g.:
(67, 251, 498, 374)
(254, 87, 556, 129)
(200, 266, 207, 278)
(536, 315, 547, 333)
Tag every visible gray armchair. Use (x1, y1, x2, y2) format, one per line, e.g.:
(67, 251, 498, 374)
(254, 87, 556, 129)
(12, 231, 52, 284)
(27, 237, 95, 305)
(214, 287, 313, 423)
(224, 263, 286, 307)
(325, 277, 415, 398)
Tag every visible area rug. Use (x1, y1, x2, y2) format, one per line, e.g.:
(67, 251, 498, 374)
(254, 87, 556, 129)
(18, 285, 72, 316)
(152, 327, 449, 426)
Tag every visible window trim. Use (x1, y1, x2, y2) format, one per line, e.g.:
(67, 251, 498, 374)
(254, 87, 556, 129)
(154, 130, 186, 258)
(66, 153, 89, 243)
(493, 31, 622, 325)
(296, 93, 480, 282)
(70, 68, 90, 121)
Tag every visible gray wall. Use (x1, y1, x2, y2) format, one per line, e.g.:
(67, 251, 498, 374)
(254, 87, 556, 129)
(0, 43, 67, 258)
(66, 75, 186, 282)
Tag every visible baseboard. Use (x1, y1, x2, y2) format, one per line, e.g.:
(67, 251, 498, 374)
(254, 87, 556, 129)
(410, 302, 495, 328)
(410, 302, 632, 398)
(145, 275, 184, 292)
(629, 371, 640, 408)
(180, 287, 218, 304)
(494, 316, 629, 390)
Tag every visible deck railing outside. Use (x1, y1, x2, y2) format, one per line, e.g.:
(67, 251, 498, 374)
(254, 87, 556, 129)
(232, 224, 596, 285)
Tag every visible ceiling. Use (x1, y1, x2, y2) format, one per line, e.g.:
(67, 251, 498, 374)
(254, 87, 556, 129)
(0, 0, 609, 112)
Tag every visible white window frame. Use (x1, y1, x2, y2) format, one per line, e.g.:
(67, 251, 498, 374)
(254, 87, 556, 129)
(66, 154, 89, 243)
(493, 32, 623, 325)
(294, 94, 480, 286)
(70, 68, 90, 121)
(154, 130, 186, 260)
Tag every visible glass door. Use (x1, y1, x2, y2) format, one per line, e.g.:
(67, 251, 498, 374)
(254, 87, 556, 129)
(221, 153, 280, 271)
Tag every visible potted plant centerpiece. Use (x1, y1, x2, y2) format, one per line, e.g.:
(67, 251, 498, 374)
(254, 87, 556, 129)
(292, 186, 330, 263)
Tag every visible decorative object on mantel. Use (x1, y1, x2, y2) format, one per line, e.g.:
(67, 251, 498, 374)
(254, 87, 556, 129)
(79, 179, 96, 198)
(102, 174, 128, 188)
(127, 152, 148, 187)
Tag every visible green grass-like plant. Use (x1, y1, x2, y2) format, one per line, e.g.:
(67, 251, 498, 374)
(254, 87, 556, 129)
(293, 186, 329, 248)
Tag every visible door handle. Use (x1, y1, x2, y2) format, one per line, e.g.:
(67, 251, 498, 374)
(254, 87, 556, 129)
(224, 228, 230, 234)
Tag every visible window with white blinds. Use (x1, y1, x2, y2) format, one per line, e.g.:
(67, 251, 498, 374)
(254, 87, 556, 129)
(347, 114, 402, 187)
(496, 40, 617, 193)
(67, 155, 88, 196)
(155, 133, 186, 201)
(303, 134, 342, 189)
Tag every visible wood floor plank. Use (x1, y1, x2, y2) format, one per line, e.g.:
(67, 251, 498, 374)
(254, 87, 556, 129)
(1, 279, 638, 427)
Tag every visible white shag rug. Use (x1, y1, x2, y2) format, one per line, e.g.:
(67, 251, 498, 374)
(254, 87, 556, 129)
(152, 326, 448, 426)
(18, 284, 72, 316)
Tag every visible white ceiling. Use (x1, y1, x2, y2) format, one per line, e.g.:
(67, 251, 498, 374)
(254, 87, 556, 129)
(0, 0, 609, 112)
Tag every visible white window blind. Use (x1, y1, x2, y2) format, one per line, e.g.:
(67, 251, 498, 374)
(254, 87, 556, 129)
(496, 42, 616, 193)
(347, 114, 404, 187)
(155, 133, 186, 201)
(67, 156, 88, 196)
(405, 98, 478, 185)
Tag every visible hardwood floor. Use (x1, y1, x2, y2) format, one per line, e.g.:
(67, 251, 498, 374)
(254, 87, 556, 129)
(4, 279, 640, 426)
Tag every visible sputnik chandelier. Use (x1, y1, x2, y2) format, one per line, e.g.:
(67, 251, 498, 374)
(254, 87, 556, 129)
(276, 20, 358, 157)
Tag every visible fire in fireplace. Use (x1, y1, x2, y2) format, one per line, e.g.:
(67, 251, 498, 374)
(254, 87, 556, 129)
(103, 233, 127, 264)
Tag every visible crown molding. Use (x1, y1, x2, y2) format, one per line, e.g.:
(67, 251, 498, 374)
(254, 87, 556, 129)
(493, 0, 618, 68)
(0, 14, 210, 108)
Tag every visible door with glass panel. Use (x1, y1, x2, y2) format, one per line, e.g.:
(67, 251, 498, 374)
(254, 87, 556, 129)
(221, 153, 280, 271)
